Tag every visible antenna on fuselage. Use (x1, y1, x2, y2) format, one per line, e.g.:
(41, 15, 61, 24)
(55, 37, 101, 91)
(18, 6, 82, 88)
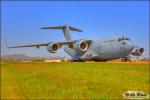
(40, 24, 82, 41)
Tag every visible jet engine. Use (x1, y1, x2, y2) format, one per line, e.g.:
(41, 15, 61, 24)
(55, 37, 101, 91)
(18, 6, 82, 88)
(131, 48, 144, 56)
(47, 43, 60, 53)
(74, 40, 88, 52)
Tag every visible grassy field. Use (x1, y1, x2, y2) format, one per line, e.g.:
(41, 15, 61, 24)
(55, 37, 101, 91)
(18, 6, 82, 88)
(1, 62, 149, 99)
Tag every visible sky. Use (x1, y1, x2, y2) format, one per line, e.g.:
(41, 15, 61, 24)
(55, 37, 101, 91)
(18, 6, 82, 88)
(1, 1, 149, 58)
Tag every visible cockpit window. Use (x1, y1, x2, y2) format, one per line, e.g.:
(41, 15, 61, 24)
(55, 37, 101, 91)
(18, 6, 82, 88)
(118, 38, 122, 42)
(118, 37, 130, 42)
(124, 37, 130, 40)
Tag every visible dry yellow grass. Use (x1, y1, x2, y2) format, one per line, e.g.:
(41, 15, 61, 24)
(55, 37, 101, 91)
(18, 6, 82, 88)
(1, 62, 149, 99)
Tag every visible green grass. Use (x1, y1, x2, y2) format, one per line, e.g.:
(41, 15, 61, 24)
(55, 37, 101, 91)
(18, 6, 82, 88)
(1, 62, 149, 99)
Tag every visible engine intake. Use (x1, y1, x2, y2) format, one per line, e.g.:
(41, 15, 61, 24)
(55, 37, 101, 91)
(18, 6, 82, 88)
(131, 48, 144, 56)
(47, 43, 59, 53)
(74, 41, 88, 52)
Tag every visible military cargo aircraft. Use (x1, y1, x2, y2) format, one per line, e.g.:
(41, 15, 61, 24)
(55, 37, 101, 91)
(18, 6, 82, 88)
(9, 24, 144, 61)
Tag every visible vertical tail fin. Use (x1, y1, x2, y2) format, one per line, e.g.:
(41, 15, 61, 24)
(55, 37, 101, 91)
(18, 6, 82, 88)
(40, 24, 82, 41)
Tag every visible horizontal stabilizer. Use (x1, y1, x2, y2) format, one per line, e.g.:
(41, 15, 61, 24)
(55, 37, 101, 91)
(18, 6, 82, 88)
(40, 25, 82, 32)
(41, 24, 82, 41)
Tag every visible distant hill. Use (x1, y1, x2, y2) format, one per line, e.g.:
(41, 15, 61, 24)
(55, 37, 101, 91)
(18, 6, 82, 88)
(0, 54, 64, 62)
(1, 54, 31, 62)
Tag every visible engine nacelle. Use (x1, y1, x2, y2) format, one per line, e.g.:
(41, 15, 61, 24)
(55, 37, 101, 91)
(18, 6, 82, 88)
(131, 48, 144, 56)
(47, 43, 59, 53)
(74, 40, 88, 52)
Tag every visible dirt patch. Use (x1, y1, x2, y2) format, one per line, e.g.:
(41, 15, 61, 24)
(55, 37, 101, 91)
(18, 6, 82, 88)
(106, 61, 149, 64)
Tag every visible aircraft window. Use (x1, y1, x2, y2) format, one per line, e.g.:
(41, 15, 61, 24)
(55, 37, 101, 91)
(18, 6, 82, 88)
(118, 38, 122, 42)
(124, 38, 130, 40)
(118, 37, 130, 42)
(122, 42, 126, 45)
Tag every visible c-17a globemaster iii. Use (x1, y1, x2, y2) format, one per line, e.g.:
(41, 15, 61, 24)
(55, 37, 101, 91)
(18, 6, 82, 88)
(9, 24, 144, 61)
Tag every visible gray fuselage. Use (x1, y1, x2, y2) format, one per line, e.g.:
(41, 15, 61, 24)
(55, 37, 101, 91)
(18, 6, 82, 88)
(64, 36, 134, 61)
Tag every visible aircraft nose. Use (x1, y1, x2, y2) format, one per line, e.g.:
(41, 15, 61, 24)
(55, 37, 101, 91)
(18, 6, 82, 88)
(124, 40, 134, 51)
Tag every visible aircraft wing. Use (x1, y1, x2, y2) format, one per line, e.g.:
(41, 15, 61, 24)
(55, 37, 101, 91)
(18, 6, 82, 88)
(8, 43, 48, 48)
(8, 39, 92, 48)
